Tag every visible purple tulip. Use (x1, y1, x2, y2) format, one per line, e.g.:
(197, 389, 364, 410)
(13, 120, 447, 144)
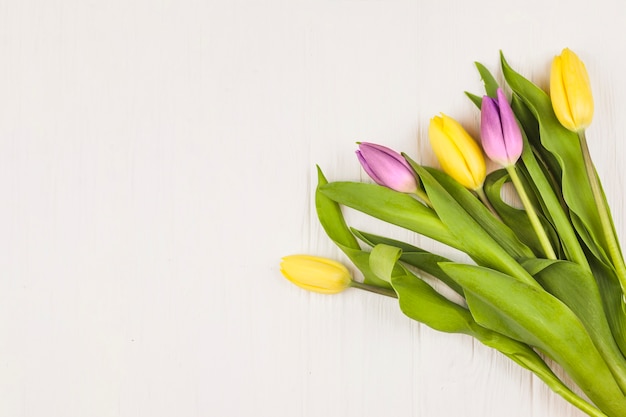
(356, 142, 418, 193)
(480, 88, 523, 167)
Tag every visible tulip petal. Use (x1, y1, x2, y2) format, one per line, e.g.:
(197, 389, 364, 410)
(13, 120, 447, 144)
(359, 142, 411, 168)
(429, 115, 485, 190)
(549, 49, 596, 132)
(479, 90, 523, 167)
(550, 55, 575, 130)
(440, 115, 486, 188)
(357, 142, 418, 193)
(561, 48, 594, 130)
(356, 150, 384, 185)
(281, 255, 352, 294)
(428, 114, 486, 190)
(497, 88, 523, 164)
(481, 96, 508, 165)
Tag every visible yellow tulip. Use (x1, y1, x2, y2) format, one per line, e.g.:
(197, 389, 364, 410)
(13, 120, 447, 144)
(280, 255, 352, 294)
(428, 114, 486, 190)
(550, 48, 594, 132)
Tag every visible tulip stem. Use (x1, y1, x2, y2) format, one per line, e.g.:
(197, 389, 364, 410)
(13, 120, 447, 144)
(506, 165, 557, 260)
(475, 186, 501, 220)
(413, 189, 432, 207)
(578, 130, 626, 297)
(351, 281, 398, 298)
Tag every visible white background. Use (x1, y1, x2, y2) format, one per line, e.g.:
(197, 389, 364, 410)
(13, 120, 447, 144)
(1, 1, 626, 416)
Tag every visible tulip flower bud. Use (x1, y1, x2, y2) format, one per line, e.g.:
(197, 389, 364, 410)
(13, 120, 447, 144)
(280, 255, 352, 294)
(550, 48, 594, 132)
(356, 142, 419, 193)
(428, 114, 486, 190)
(480, 88, 523, 167)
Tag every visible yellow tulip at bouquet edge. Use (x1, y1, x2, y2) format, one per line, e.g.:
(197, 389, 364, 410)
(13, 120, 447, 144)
(550, 48, 594, 132)
(280, 48, 626, 417)
(280, 255, 352, 294)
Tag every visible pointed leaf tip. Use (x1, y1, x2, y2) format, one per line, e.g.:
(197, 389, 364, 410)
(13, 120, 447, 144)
(316, 165, 327, 183)
(465, 91, 482, 109)
(474, 61, 499, 98)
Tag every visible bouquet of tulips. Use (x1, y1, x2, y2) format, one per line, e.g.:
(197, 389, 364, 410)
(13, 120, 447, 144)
(280, 49, 626, 417)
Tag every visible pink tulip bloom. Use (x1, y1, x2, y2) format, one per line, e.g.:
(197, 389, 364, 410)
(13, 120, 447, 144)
(356, 142, 418, 193)
(480, 88, 523, 167)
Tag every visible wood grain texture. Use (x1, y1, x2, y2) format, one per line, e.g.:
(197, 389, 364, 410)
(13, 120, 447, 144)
(1, 0, 625, 416)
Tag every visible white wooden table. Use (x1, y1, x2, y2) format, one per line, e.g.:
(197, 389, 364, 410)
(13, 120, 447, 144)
(1, 1, 625, 416)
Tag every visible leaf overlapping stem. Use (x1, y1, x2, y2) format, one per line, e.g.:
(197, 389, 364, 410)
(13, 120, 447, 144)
(505, 164, 557, 259)
(578, 130, 626, 299)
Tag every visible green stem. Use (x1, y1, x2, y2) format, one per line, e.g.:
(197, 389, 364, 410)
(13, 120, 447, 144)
(506, 165, 557, 259)
(579, 130, 626, 298)
(521, 141, 591, 270)
(412, 188, 432, 207)
(350, 281, 398, 298)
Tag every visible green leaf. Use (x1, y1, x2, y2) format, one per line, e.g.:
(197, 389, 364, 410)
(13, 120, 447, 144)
(478, 333, 609, 417)
(369, 244, 402, 283)
(466, 63, 499, 109)
(518, 132, 590, 269)
(510, 94, 567, 195)
(511, 94, 541, 146)
(521, 258, 626, 393)
(391, 269, 477, 334)
(590, 255, 626, 358)
(371, 245, 608, 416)
(365, 243, 479, 334)
(474, 61, 499, 97)
(319, 181, 460, 250)
(513, 163, 565, 259)
(464, 91, 482, 108)
(365, 242, 473, 333)
(441, 262, 626, 416)
(352, 229, 464, 296)
(315, 166, 360, 250)
(315, 167, 391, 288)
(422, 164, 535, 260)
(352, 228, 428, 253)
(484, 169, 556, 256)
(408, 162, 538, 287)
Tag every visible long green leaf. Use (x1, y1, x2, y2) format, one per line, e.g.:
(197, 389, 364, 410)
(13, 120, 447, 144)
(410, 163, 539, 287)
(423, 164, 535, 260)
(369, 243, 403, 282)
(368, 244, 608, 417)
(353, 229, 464, 296)
(521, 258, 626, 393)
(474, 61, 499, 97)
(517, 131, 590, 269)
(589, 255, 626, 358)
(319, 181, 460, 250)
(441, 262, 626, 416)
(315, 166, 391, 288)
(464, 91, 482, 108)
(511, 94, 563, 183)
